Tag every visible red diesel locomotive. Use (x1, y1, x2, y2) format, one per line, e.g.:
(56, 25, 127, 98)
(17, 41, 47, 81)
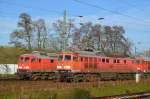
(17, 51, 150, 81)
(17, 51, 57, 80)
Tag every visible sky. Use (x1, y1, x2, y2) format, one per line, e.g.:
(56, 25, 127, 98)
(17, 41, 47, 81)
(0, 0, 150, 52)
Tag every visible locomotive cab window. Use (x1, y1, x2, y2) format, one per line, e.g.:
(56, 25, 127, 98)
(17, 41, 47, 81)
(25, 57, 30, 62)
(113, 59, 120, 63)
(73, 56, 78, 62)
(50, 59, 54, 63)
(39, 59, 41, 63)
(124, 60, 127, 64)
(113, 59, 116, 63)
(64, 55, 71, 61)
(117, 59, 120, 63)
(102, 58, 105, 63)
(106, 59, 109, 63)
(19, 57, 24, 62)
(31, 58, 36, 62)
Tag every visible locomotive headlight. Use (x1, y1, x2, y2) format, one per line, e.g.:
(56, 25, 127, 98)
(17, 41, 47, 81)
(18, 66, 22, 69)
(64, 65, 71, 69)
(57, 66, 62, 69)
(25, 66, 29, 69)
(137, 67, 141, 70)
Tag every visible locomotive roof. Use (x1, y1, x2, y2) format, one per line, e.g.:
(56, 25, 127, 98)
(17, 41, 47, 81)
(77, 51, 142, 60)
(21, 51, 57, 59)
(77, 51, 106, 56)
(59, 51, 105, 56)
(61, 51, 137, 60)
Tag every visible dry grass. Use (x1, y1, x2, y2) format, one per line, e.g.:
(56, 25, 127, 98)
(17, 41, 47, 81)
(0, 79, 150, 99)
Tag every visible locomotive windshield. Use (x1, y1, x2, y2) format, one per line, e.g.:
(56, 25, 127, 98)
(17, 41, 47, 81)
(64, 55, 71, 61)
(25, 57, 30, 62)
(58, 55, 71, 61)
(73, 56, 78, 62)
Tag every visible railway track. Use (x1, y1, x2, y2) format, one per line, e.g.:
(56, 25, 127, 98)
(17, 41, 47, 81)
(0, 79, 150, 89)
(91, 92, 150, 99)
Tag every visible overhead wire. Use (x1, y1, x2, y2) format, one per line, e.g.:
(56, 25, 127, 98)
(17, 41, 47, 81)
(0, 0, 150, 26)
(73, 0, 150, 25)
(117, 0, 145, 12)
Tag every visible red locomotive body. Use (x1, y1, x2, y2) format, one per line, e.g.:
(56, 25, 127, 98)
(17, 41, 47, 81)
(17, 51, 150, 81)
(57, 52, 81, 71)
(57, 51, 150, 73)
(55, 51, 150, 81)
(17, 51, 57, 79)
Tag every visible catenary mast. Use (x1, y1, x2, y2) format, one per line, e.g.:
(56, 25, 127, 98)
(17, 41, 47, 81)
(61, 10, 67, 51)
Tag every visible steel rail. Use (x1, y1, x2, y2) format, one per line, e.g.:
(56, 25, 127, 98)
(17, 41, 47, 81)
(91, 92, 150, 99)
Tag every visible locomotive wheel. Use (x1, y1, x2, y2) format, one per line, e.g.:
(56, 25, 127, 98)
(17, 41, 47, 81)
(16, 75, 23, 80)
(73, 77, 79, 82)
(85, 74, 99, 82)
(41, 75, 48, 80)
(31, 74, 41, 80)
(73, 76, 83, 82)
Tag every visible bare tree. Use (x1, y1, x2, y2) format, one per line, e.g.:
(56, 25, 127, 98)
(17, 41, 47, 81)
(104, 25, 131, 57)
(73, 22, 93, 50)
(53, 19, 76, 50)
(72, 29, 82, 50)
(91, 24, 104, 51)
(9, 13, 132, 57)
(33, 19, 48, 48)
(72, 22, 105, 51)
(72, 23, 131, 57)
(10, 13, 33, 49)
(18, 13, 33, 49)
(48, 34, 61, 50)
(104, 26, 115, 53)
(125, 39, 132, 56)
(112, 26, 125, 53)
(10, 30, 26, 48)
